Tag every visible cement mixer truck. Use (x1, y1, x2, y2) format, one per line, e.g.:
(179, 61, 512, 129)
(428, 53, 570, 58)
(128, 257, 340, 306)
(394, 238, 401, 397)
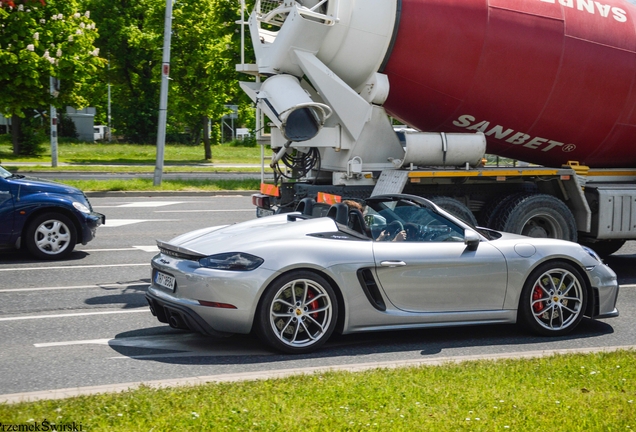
(237, 0, 636, 256)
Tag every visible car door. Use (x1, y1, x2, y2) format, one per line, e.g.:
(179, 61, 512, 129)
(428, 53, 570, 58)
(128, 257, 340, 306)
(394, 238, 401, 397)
(371, 205, 508, 313)
(0, 178, 15, 244)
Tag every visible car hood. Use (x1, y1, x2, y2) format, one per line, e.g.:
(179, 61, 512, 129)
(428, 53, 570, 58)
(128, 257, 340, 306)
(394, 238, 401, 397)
(6, 175, 83, 196)
(162, 214, 339, 255)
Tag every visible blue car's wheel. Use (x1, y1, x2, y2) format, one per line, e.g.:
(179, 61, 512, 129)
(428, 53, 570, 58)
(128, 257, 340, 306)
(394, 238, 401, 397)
(25, 212, 77, 260)
(257, 271, 338, 354)
(518, 262, 587, 336)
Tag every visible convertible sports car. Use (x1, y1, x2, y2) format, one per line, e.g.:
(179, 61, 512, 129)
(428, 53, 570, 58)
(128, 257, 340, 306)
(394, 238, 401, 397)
(146, 194, 619, 354)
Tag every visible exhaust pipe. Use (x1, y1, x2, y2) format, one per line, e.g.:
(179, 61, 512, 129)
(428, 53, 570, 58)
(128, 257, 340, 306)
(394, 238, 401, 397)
(168, 313, 186, 330)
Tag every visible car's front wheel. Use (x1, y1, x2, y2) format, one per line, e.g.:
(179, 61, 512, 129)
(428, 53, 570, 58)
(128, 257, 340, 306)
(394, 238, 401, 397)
(25, 212, 77, 260)
(518, 262, 587, 336)
(256, 271, 338, 354)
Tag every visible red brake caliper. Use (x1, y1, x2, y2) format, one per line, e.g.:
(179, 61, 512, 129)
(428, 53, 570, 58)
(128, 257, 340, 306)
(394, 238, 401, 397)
(532, 285, 545, 313)
(307, 290, 319, 319)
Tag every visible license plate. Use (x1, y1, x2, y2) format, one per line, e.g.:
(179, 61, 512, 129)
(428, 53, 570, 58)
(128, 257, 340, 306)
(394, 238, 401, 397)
(256, 207, 275, 218)
(155, 271, 176, 291)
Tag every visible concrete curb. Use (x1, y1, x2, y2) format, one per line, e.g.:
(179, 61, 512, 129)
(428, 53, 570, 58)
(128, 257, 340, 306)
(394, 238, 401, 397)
(1, 345, 634, 404)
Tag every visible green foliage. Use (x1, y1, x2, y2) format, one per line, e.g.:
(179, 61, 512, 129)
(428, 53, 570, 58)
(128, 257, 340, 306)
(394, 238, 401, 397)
(87, 0, 255, 146)
(58, 112, 77, 138)
(87, 0, 164, 143)
(0, 0, 102, 115)
(16, 108, 45, 155)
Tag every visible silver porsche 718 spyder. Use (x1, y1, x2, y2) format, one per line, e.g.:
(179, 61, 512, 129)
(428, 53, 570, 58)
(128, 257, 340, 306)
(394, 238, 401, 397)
(146, 194, 619, 354)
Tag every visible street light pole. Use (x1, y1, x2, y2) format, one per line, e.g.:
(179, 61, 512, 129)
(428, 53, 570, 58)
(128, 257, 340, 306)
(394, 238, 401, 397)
(153, 0, 173, 186)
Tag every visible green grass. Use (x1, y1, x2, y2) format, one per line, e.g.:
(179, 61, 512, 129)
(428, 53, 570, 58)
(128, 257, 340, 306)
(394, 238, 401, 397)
(1, 350, 634, 430)
(0, 141, 264, 165)
(59, 178, 260, 192)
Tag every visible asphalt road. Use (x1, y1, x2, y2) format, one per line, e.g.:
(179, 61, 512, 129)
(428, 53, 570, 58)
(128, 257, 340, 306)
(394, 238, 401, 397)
(0, 195, 634, 398)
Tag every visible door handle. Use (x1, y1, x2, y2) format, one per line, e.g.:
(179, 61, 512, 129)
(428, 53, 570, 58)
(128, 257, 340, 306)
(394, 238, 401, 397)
(380, 260, 406, 267)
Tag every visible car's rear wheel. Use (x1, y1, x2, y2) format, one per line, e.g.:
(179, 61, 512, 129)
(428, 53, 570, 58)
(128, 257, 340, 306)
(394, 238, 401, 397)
(25, 212, 77, 260)
(256, 271, 338, 354)
(518, 262, 587, 336)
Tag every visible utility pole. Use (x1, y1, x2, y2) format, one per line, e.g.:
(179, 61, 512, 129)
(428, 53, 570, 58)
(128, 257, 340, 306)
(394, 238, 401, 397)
(153, 0, 173, 186)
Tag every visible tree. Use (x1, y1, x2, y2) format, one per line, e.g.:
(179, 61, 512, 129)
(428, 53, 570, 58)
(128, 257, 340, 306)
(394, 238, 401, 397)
(88, 0, 254, 152)
(87, 0, 164, 143)
(169, 0, 244, 159)
(0, 0, 102, 154)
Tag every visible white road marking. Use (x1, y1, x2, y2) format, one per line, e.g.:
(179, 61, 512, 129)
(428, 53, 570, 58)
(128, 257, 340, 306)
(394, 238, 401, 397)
(0, 282, 148, 293)
(0, 263, 148, 272)
(117, 201, 185, 208)
(34, 334, 272, 357)
(77, 246, 158, 252)
(0, 309, 148, 321)
(103, 219, 180, 227)
(154, 209, 254, 213)
(134, 245, 160, 252)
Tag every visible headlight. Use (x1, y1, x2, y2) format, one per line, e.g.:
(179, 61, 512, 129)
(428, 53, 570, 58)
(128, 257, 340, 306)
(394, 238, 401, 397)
(199, 252, 264, 271)
(73, 201, 91, 214)
(582, 246, 602, 263)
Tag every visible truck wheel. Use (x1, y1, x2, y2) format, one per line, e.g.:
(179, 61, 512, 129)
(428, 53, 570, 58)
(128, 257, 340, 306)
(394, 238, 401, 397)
(492, 194, 577, 242)
(255, 271, 338, 354)
(518, 261, 587, 336)
(25, 212, 77, 260)
(428, 196, 478, 226)
(479, 192, 527, 227)
(579, 239, 626, 258)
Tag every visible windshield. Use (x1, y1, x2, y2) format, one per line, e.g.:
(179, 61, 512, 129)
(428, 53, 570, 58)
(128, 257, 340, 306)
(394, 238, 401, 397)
(0, 166, 12, 179)
(365, 197, 465, 242)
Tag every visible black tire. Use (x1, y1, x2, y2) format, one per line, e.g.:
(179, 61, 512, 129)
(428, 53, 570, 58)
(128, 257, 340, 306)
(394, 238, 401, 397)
(25, 212, 77, 260)
(428, 196, 478, 226)
(492, 194, 577, 242)
(518, 261, 587, 336)
(256, 271, 338, 354)
(479, 193, 526, 228)
(579, 239, 626, 258)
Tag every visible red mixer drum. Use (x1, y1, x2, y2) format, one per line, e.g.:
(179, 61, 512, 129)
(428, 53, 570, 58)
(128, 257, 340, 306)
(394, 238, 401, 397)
(382, 0, 636, 167)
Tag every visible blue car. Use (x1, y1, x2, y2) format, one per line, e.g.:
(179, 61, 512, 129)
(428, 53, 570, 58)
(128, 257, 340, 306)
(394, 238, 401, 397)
(0, 165, 105, 260)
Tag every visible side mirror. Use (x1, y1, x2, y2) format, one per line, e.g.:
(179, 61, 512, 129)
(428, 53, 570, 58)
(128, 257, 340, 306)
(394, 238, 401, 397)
(464, 229, 480, 251)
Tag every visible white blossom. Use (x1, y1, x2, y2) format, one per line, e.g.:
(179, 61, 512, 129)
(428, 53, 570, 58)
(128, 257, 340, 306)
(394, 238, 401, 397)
(84, 11, 90, 18)
(73, 12, 80, 18)
(33, 32, 39, 40)
(26, 9, 30, 12)
(40, 19, 45, 24)
(26, 44, 35, 51)
(56, 49, 62, 57)
(68, 35, 73, 42)
(76, 29, 83, 35)
(80, 22, 85, 29)
(91, 48, 100, 56)
(17, 4, 23, 11)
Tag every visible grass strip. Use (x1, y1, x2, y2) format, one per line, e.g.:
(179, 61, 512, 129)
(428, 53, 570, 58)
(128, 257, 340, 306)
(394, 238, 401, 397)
(57, 178, 260, 192)
(0, 142, 264, 165)
(1, 350, 634, 430)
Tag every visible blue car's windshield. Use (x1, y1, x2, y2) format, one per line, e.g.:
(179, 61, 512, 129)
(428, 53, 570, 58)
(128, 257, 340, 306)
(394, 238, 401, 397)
(0, 166, 12, 179)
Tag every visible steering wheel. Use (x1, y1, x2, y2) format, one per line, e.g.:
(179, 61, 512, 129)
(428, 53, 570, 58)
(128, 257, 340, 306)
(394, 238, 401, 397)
(383, 220, 405, 241)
